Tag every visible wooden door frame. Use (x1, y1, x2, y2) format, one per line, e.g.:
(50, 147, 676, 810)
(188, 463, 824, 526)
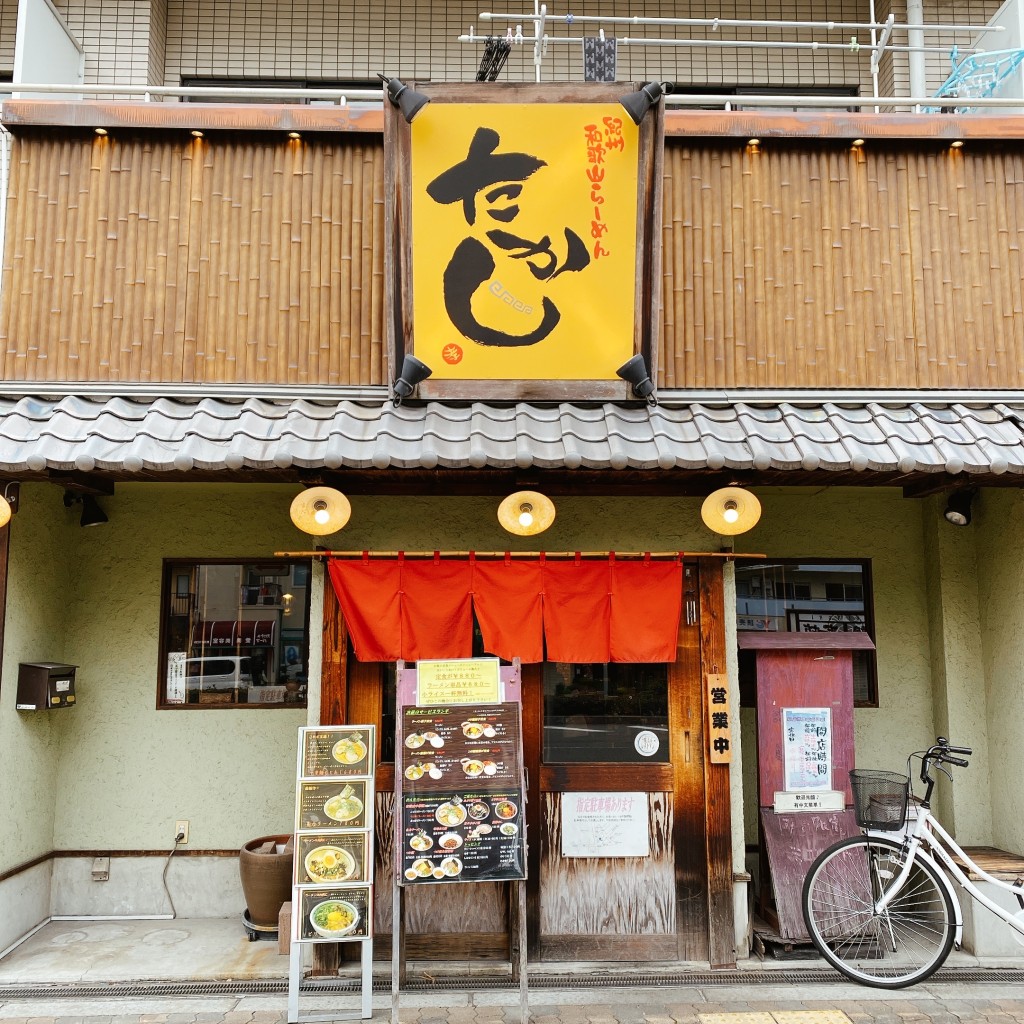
(319, 556, 735, 968)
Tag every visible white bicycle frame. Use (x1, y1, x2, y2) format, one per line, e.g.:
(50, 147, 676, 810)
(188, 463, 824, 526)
(873, 805, 1024, 947)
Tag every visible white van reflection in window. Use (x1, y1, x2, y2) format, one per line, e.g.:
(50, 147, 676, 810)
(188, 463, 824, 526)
(185, 656, 252, 691)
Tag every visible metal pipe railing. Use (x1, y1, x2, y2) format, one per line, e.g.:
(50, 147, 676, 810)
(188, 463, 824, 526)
(4, 81, 1024, 109)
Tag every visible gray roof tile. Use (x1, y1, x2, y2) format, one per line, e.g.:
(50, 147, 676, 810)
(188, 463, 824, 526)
(0, 396, 1023, 477)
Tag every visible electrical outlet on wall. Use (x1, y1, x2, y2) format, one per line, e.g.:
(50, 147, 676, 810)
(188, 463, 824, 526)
(175, 819, 189, 844)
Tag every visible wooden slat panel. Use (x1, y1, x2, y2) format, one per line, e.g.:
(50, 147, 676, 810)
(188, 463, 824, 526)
(539, 791, 675, 948)
(0, 133, 387, 386)
(659, 141, 1024, 390)
(4, 131, 1024, 390)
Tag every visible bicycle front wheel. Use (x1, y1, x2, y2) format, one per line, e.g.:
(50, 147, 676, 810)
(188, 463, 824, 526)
(802, 835, 956, 988)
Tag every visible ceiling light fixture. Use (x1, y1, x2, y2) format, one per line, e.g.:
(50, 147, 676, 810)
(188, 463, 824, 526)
(498, 490, 556, 537)
(289, 486, 352, 536)
(943, 490, 975, 526)
(700, 486, 761, 536)
(0, 482, 19, 529)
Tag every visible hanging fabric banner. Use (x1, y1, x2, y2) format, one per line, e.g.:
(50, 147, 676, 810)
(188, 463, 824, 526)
(328, 557, 683, 664)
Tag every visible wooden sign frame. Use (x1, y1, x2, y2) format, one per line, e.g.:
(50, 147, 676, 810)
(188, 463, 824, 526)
(383, 82, 664, 402)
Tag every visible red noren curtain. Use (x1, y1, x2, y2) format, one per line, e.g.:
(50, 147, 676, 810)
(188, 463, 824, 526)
(328, 557, 682, 664)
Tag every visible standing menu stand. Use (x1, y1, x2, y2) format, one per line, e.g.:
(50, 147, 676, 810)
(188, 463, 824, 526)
(289, 726, 377, 1023)
(391, 658, 528, 1024)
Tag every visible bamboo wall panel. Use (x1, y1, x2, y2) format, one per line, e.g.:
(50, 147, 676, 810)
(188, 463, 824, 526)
(4, 131, 1024, 389)
(0, 134, 386, 385)
(539, 791, 675, 936)
(660, 142, 1024, 389)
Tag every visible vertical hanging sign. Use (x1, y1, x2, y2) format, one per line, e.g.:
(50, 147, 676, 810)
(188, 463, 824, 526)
(706, 672, 733, 764)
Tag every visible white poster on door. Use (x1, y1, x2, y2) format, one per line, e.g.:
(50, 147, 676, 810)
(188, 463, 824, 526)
(561, 792, 649, 857)
(782, 707, 832, 791)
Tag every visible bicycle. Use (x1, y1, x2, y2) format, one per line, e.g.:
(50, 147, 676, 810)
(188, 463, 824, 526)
(801, 737, 1024, 988)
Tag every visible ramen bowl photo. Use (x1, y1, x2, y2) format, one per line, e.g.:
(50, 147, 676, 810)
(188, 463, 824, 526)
(435, 801, 468, 827)
(324, 791, 363, 823)
(332, 736, 367, 765)
(440, 856, 463, 877)
(309, 899, 359, 938)
(461, 722, 485, 739)
(304, 845, 356, 882)
(494, 800, 518, 820)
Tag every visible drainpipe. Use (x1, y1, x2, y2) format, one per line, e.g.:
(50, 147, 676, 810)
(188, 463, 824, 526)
(906, 0, 928, 103)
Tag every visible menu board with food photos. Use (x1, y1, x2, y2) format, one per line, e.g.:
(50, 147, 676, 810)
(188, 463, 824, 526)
(301, 727, 373, 777)
(293, 725, 376, 946)
(397, 702, 526, 883)
(295, 884, 373, 942)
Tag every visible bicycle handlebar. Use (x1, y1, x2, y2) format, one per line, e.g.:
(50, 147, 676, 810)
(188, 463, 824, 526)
(918, 737, 972, 789)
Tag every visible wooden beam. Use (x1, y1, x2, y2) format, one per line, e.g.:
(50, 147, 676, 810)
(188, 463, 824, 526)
(698, 558, 736, 969)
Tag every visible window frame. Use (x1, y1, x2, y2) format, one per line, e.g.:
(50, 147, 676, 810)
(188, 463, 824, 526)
(157, 556, 313, 711)
(735, 557, 878, 709)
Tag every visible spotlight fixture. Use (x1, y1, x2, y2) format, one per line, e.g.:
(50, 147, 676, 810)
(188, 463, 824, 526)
(616, 354, 657, 405)
(700, 485, 761, 536)
(498, 490, 556, 537)
(943, 489, 975, 527)
(748, 137, 761, 147)
(63, 491, 108, 527)
(950, 139, 964, 149)
(851, 138, 865, 147)
(289, 486, 352, 536)
(94, 128, 108, 136)
(392, 354, 433, 405)
(619, 81, 664, 125)
(191, 129, 204, 138)
(378, 73, 431, 123)
(0, 481, 19, 529)
(287, 131, 301, 140)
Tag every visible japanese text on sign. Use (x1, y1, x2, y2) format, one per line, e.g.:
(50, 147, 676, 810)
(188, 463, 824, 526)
(561, 791, 649, 857)
(416, 659, 501, 706)
(782, 707, 832, 792)
(410, 103, 639, 382)
(706, 672, 732, 764)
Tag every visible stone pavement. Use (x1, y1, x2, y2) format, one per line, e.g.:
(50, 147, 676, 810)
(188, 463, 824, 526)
(3, 981, 1024, 1024)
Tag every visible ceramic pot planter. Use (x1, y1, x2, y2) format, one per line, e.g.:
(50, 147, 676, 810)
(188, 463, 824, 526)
(239, 834, 293, 927)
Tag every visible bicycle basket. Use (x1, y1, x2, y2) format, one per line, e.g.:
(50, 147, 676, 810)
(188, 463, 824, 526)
(850, 769, 910, 830)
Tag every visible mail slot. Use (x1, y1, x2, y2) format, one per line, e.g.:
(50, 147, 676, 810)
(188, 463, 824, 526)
(16, 662, 78, 710)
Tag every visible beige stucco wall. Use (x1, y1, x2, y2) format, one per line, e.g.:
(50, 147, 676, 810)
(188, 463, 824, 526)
(975, 488, 1024, 856)
(0, 483, 74, 872)
(1, 479, 1004, 890)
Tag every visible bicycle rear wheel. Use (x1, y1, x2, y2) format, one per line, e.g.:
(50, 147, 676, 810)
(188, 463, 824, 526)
(802, 835, 955, 988)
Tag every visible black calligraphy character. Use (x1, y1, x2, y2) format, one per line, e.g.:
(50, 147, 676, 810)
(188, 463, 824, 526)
(426, 127, 591, 347)
(713, 736, 730, 754)
(711, 711, 729, 729)
(710, 686, 727, 705)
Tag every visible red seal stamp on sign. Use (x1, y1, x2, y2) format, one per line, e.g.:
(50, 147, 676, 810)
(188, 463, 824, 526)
(442, 344, 463, 365)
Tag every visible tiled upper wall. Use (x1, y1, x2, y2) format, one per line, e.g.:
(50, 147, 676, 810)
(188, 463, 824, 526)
(0, 0, 1006, 99)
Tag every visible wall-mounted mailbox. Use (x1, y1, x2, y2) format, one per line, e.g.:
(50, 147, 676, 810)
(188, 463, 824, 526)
(16, 662, 78, 710)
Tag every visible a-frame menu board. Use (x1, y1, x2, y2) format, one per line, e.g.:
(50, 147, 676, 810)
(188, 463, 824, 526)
(391, 658, 528, 1023)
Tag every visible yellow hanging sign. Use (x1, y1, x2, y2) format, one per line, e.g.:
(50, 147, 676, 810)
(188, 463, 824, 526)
(410, 103, 639, 381)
